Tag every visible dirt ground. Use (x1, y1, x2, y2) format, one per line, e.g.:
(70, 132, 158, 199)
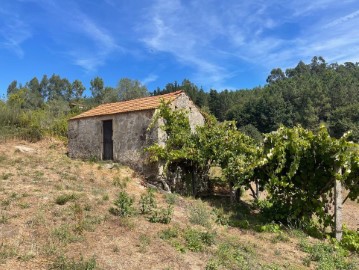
(0, 138, 358, 270)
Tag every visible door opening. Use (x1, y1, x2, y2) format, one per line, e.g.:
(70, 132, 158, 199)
(103, 120, 113, 160)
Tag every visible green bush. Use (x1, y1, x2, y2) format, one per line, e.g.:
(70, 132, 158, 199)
(184, 228, 216, 252)
(139, 189, 157, 214)
(188, 200, 212, 228)
(159, 227, 180, 240)
(340, 227, 359, 253)
(299, 241, 355, 269)
(148, 205, 173, 224)
(110, 191, 135, 217)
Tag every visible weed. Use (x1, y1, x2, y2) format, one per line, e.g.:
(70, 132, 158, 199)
(213, 207, 230, 226)
(184, 228, 216, 252)
(52, 225, 81, 244)
(139, 189, 157, 214)
(0, 243, 17, 264)
(102, 194, 109, 201)
(208, 242, 254, 270)
(165, 193, 178, 205)
(113, 176, 130, 188)
(159, 226, 180, 240)
(255, 223, 282, 233)
(117, 217, 135, 230)
(55, 193, 78, 205)
(299, 240, 355, 270)
(1, 172, 13, 180)
(271, 232, 290, 244)
(149, 205, 173, 224)
(0, 212, 9, 224)
(109, 191, 135, 217)
(339, 226, 359, 252)
(18, 202, 31, 209)
(138, 234, 151, 253)
(188, 200, 212, 228)
(49, 255, 97, 270)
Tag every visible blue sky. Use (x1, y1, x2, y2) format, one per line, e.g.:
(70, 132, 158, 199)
(1, 0, 359, 97)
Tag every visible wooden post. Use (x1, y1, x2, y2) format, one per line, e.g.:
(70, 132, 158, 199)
(334, 167, 343, 241)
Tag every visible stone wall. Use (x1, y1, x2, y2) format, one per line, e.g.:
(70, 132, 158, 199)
(68, 92, 204, 183)
(68, 109, 157, 174)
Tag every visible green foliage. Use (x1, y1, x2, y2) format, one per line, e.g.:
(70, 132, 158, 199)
(49, 255, 97, 270)
(188, 200, 213, 228)
(55, 193, 78, 205)
(183, 228, 216, 252)
(340, 227, 359, 253)
(254, 223, 282, 233)
(159, 226, 180, 240)
(300, 241, 355, 270)
(164, 193, 178, 205)
(146, 101, 260, 196)
(139, 189, 157, 214)
(148, 205, 173, 224)
(206, 242, 255, 270)
(254, 125, 359, 230)
(110, 191, 135, 217)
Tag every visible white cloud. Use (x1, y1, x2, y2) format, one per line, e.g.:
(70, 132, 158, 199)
(141, 74, 158, 85)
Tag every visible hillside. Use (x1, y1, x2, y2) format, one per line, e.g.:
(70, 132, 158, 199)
(0, 139, 358, 270)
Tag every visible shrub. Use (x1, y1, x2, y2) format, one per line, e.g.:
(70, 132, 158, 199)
(113, 176, 130, 188)
(165, 193, 178, 205)
(110, 191, 135, 217)
(340, 227, 359, 253)
(159, 226, 180, 240)
(184, 228, 216, 252)
(55, 193, 78, 205)
(188, 200, 212, 228)
(148, 205, 173, 224)
(300, 240, 355, 269)
(139, 189, 157, 214)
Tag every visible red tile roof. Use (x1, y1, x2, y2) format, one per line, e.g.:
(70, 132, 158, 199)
(70, 91, 183, 120)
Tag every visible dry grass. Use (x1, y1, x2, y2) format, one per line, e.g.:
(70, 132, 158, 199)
(0, 138, 357, 270)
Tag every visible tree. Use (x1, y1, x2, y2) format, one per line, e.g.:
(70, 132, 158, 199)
(266, 68, 285, 83)
(7, 80, 18, 96)
(72, 80, 85, 100)
(117, 78, 148, 101)
(254, 125, 359, 237)
(90, 76, 105, 103)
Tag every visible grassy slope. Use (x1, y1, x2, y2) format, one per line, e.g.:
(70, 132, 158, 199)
(0, 139, 358, 270)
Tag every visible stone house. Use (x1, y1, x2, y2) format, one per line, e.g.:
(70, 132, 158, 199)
(68, 91, 204, 180)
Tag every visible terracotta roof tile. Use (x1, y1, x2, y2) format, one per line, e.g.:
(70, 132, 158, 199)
(70, 90, 183, 120)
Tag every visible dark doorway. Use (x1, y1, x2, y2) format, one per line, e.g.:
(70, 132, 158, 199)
(103, 120, 113, 160)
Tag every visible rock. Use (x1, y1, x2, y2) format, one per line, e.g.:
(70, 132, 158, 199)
(103, 163, 114, 169)
(15, 146, 36, 153)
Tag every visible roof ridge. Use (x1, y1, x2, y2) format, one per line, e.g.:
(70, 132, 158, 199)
(70, 90, 184, 120)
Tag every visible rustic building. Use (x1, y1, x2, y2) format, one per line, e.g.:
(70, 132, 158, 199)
(68, 91, 204, 179)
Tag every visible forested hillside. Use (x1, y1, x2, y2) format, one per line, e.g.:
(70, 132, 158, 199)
(1, 56, 359, 142)
(154, 57, 359, 142)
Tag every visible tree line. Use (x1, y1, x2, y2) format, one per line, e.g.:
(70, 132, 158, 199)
(1, 56, 359, 142)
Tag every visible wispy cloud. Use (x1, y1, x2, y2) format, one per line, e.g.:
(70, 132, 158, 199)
(141, 74, 158, 85)
(139, 0, 359, 88)
(0, 10, 32, 58)
(324, 9, 359, 28)
(27, 0, 121, 71)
